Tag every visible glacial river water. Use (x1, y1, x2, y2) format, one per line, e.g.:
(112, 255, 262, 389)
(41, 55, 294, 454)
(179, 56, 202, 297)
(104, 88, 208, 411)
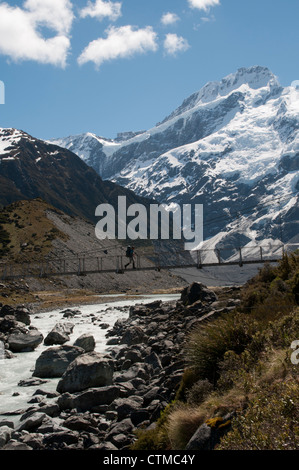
(0, 293, 180, 422)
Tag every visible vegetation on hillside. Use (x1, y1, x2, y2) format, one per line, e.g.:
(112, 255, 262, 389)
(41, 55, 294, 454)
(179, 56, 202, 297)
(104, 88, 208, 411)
(131, 252, 299, 450)
(0, 199, 68, 262)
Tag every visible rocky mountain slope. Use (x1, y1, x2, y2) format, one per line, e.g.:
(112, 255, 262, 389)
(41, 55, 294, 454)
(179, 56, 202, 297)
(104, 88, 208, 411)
(51, 66, 299, 252)
(0, 128, 154, 225)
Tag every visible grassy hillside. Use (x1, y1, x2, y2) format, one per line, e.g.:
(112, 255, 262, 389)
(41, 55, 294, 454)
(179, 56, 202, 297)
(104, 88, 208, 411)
(0, 198, 68, 263)
(132, 252, 299, 450)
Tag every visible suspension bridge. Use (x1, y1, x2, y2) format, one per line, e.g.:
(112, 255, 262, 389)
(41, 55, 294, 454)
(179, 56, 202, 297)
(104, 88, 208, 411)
(0, 243, 297, 281)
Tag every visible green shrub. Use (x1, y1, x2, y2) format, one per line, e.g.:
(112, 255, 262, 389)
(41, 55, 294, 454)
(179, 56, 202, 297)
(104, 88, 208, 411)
(186, 313, 258, 385)
(217, 380, 299, 450)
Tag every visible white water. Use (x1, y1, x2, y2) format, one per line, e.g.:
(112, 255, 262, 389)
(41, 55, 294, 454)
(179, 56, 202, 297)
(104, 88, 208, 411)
(0, 294, 179, 421)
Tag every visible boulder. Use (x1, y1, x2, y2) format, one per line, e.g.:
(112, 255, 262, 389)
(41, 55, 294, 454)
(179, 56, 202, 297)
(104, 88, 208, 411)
(120, 326, 147, 346)
(2, 442, 32, 450)
(20, 433, 44, 450)
(112, 397, 143, 421)
(180, 283, 217, 306)
(58, 386, 120, 412)
(73, 334, 95, 352)
(63, 416, 98, 433)
(42, 431, 79, 447)
(0, 315, 20, 333)
(106, 418, 134, 438)
(61, 309, 81, 318)
(56, 352, 114, 393)
(124, 349, 143, 364)
(185, 415, 233, 450)
(0, 426, 12, 449)
(130, 409, 150, 426)
(8, 330, 43, 352)
(0, 305, 15, 318)
(44, 322, 74, 346)
(185, 423, 212, 450)
(14, 307, 31, 326)
(144, 352, 162, 371)
(114, 364, 149, 383)
(33, 345, 84, 378)
(16, 412, 47, 432)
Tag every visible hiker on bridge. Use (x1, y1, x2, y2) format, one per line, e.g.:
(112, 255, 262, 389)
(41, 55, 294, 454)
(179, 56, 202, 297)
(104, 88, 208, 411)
(125, 246, 136, 270)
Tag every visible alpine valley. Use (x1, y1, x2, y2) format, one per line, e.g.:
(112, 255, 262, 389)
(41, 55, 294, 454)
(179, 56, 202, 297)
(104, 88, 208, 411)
(51, 66, 299, 253)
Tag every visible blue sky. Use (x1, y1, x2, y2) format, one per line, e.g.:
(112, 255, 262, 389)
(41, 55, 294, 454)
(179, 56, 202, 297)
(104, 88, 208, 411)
(0, 0, 298, 141)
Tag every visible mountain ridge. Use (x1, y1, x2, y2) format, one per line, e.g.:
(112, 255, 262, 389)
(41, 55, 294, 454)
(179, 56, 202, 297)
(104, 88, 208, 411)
(49, 65, 299, 251)
(0, 128, 155, 225)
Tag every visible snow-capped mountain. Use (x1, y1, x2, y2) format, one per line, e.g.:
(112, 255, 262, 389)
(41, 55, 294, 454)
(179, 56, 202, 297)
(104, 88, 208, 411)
(52, 66, 299, 251)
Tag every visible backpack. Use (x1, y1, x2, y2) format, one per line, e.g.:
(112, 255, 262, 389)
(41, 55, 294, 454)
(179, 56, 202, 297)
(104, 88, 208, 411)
(126, 246, 132, 257)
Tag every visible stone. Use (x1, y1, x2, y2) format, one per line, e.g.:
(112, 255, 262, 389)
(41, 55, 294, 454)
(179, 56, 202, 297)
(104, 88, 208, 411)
(44, 322, 74, 346)
(130, 410, 150, 426)
(36, 417, 66, 434)
(106, 338, 119, 345)
(38, 403, 60, 418)
(73, 334, 95, 353)
(61, 309, 81, 318)
(33, 345, 84, 378)
(0, 426, 12, 448)
(124, 349, 143, 364)
(180, 282, 217, 306)
(14, 307, 31, 326)
(142, 387, 161, 406)
(58, 386, 120, 412)
(20, 433, 44, 450)
(145, 300, 163, 310)
(110, 433, 131, 449)
(27, 396, 45, 404)
(144, 352, 162, 371)
(120, 326, 147, 346)
(63, 416, 98, 433)
(18, 378, 48, 387)
(115, 364, 149, 383)
(16, 412, 47, 432)
(8, 329, 43, 352)
(89, 442, 118, 450)
(112, 397, 143, 421)
(0, 305, 15, 317)
(185, 415, 232, 450)
(2, 441, 33, 450)
(0, 315, 20, 333)
(0, 420, 14, 429)
(106, 418, 134, 438)
(105, 411, 118, 421)
(43, 431, 79, 447)
(56, 352, 114, 393)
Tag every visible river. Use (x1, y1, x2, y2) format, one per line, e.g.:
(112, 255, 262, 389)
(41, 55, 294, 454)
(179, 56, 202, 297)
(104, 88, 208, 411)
(0, 293, 180, 423)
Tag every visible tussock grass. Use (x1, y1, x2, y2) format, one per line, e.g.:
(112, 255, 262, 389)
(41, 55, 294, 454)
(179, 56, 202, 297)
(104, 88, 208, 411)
(133, 252, 299, 451)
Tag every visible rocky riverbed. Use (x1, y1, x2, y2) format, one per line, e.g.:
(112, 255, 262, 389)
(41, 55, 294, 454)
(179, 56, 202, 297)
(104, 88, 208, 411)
(0, 283, 241, 450)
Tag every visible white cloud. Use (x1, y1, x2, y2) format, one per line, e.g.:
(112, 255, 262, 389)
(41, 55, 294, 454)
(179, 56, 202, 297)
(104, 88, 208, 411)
(24, 0, 74, 35)
(0, 1, 74, 67)
(164, 33, 190, 56)
(188, 0, 220, 11)
(161, 12, 180, 26)
(78, 25, 158, 68)
(80, 0, 122, 21)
